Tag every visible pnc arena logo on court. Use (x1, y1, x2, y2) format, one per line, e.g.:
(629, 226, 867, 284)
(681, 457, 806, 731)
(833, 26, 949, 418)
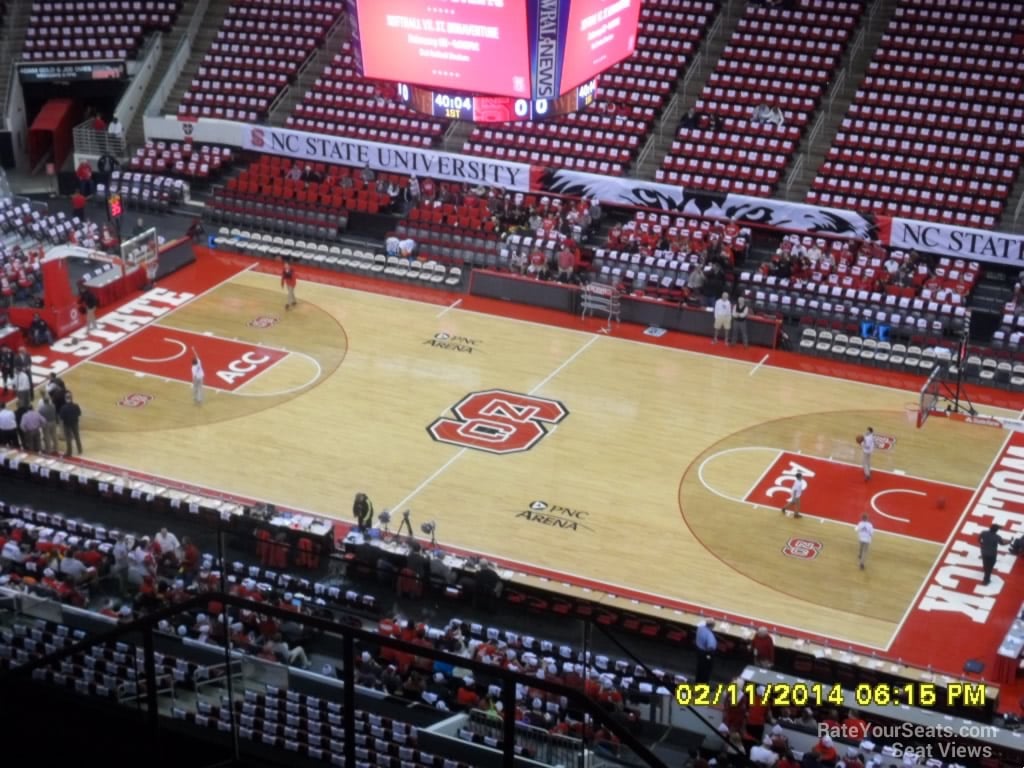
(424, 332, 480, 354)
(428, 389, 569, 454)
(516, 500, 594, 533)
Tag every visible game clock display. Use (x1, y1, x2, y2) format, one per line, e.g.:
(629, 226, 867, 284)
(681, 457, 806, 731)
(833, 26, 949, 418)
(397, 78, 597, 123)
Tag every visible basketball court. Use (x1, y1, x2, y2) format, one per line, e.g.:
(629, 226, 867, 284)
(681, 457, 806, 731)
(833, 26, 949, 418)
(33, 249, 1024, 685)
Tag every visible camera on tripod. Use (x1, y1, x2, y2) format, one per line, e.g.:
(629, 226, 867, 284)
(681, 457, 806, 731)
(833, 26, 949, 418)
(397, 509, 414, 538)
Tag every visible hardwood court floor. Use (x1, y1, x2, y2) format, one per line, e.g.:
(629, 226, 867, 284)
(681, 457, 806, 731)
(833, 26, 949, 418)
(61, 264, 1017, 651)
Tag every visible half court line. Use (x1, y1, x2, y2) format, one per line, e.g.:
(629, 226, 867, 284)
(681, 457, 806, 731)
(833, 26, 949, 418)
(436, 299, 462, 318)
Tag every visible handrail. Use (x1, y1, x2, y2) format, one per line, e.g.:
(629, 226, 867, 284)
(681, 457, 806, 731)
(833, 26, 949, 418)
(256, 9, 349, 124)
(786, 154, 805, 199)
(659, 92, 680, 140)
(72, 120, 128, 160)
(114, 33, 163, 131)
(634, 136, 654, 172)
(0, 67, 15, 131)
(828, 68, 847, 116)
(0, 0, 22, 127)
(144, 0, 209, 118)
(682, 49, 703, 91)
(1, 590, 671, 768)
(806, 112, 824, 156)
(850, 18, 865, 62)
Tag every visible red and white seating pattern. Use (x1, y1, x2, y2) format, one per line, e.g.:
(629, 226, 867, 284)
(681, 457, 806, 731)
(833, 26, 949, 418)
(743, 239, 975, 339)
(178, 0, 344, 123)
(128, 141, 233, 181)
(286, 43, 445, 148)
(588, 212, 750, 300)
(23, 0, 179, 61)
(462, 0, 716, 175)
(809, 0, 1024, 228)
(659, 0, 862, 196)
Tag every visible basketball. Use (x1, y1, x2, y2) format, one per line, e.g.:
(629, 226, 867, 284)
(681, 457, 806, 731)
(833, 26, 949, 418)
(936, 497, 946, 509)
(856, 434, 864, 444)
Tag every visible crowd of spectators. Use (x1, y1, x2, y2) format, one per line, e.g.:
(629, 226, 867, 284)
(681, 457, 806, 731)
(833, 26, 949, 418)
(0, 243, 44, 307)
(757, 235, 970, 304)
(243, 159, 405, 213)
(0, 500, 994, 768)
(355, 614, 634, 755)
(606, 215, 750, 304)
(696, 691, 891, 768)
(498, 192, 599, 283)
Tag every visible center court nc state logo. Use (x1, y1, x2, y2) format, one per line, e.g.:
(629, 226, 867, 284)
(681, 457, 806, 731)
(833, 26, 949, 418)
(428, 389, 569, 454)
(118, 393, 153, 408)
(782, 537, 822, 560)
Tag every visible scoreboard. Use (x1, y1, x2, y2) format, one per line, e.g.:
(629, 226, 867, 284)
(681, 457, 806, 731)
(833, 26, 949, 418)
(396, 78, 598, 123)
(351, 0, 640, 101)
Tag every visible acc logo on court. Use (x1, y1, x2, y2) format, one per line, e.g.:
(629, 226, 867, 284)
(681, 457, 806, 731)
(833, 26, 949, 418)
(428, 389, 569, 454)
(782, 537, 822, 560)
(248, 315, 279, 329)
(118, 393, 153, 408)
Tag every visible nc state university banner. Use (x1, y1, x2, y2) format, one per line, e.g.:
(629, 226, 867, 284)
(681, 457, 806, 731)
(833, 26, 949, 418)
(544, 169, 876, 238)
(882, 216, 1024, 266)
(243, 124, 535, 191)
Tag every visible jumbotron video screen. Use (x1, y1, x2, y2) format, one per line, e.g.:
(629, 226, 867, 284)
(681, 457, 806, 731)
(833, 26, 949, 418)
(351, 0, 641, 100)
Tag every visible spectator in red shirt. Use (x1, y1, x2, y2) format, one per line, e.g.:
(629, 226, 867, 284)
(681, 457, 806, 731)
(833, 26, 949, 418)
(71, 191, 87, 221)
(527, 250, 547, 279)
(179, 536, 200, 581)
(842, 710, 869, 741)
(92, 114, 107, 131)
(456, 676, 480, 708)
(810, 735, 838, 766)
(76, 547, 105, 571)
(76, 161, 93, 195)
(556, 246, 576, 283)
(751, 626, 775, 667)
(745, 686, 770, 741)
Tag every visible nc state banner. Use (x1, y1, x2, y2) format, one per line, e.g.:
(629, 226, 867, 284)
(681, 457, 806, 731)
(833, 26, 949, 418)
(243, 124, 536, 191)
(881, 216, 1024, 267)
